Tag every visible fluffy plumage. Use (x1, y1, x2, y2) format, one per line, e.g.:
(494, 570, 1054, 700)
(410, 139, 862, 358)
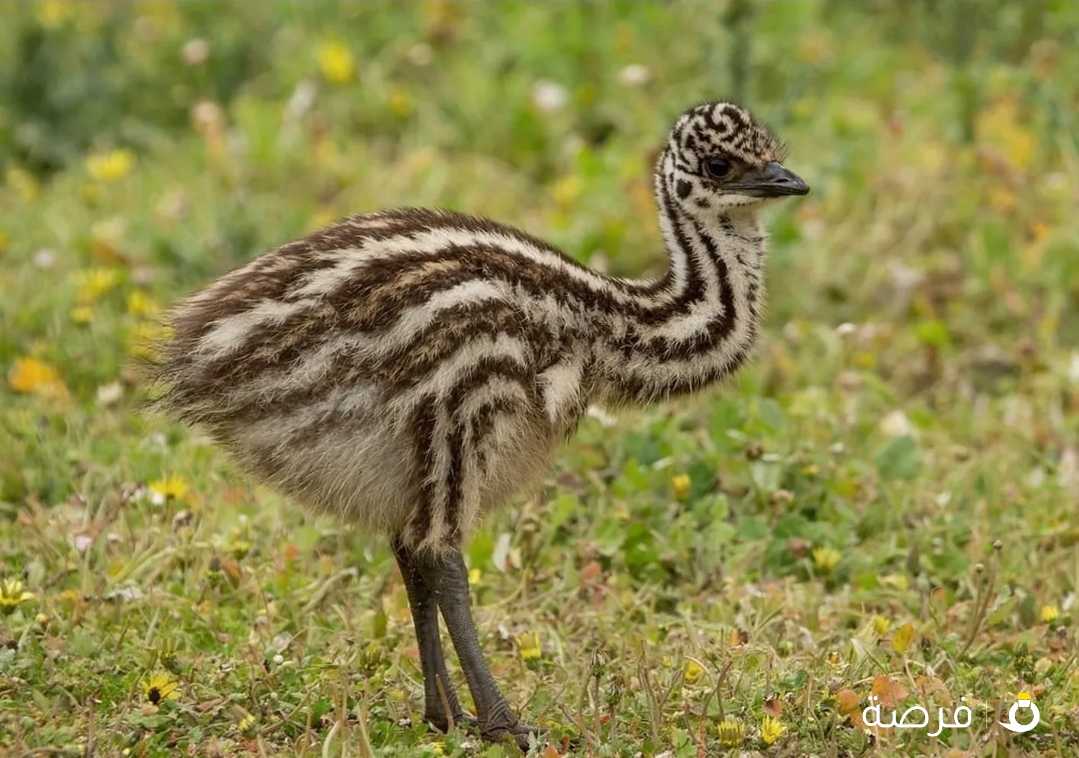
(148, 102, 798, 555)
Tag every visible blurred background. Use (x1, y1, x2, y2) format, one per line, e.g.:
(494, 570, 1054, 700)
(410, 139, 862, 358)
(1, 1, 1077, 755)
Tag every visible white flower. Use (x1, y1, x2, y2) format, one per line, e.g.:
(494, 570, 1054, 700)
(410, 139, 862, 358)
(406, 43, 433, 66)
(96, 382, 124, 406)
(532, 80, 568, 112)
(33, 249, 56, 269)
(879, 410, 914, 438)
(618, 64, 651, 86)
(182, 38, 209, 66)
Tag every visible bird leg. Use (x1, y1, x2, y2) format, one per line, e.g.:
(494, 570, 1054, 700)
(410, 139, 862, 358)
(392, 538, 471, 733)
(414, 547, 540, 751)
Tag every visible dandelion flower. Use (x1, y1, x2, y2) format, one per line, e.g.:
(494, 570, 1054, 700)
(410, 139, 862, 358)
(717, 717, 744, 748)
(516, 631, 542, 661)
(760, 714, 786, 746)
(143, 671, 180, 705)
(977, 98, 1034, 171)
(70, 305, 95, 324)
(682, 657, 704, 685)
(872, 615, 891, 637)
(317, 41, 355, 83)
(6, 166, 40, 202)
(8, 357, 69, 400)
(228, 538, 252, 558)
(149, 475, 190, 504)
(891, 622, 915, 655)
(86, 149, 136, 183)
(671, 473, 691, 499)
(0, 578, 35, 612)
(128, 321, 172, 360)
(388, 89, 414, 117)
(550, 174, 582, 208)
(76, 268, 121, 303)
(812, 546, 841, 573)
(38, 0, 75, 28)
(127, 291, 160, 317)
(1040, 605, 1059, 623)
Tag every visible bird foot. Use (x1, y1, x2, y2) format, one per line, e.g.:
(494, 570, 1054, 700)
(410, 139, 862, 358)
(425, 710, 478, 734)
(481, 719, 544, 752)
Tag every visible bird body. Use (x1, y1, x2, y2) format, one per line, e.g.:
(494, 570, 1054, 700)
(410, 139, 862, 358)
(149, 102, 808, 747)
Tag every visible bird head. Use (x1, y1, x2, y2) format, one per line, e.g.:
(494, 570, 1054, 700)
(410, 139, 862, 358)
(660, 102, 808, 218)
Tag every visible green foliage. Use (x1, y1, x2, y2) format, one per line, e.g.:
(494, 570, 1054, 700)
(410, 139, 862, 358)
(2, 0, 1078, 755)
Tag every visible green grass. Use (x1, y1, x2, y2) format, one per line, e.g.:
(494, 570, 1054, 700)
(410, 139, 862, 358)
(2, 1, 1078, 755)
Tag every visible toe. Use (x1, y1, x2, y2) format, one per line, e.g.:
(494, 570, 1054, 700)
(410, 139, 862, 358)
(483, 721, 543, 752)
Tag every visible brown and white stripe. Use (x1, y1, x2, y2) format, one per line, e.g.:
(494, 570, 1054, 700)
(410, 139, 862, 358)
(149, 102, 783, 553)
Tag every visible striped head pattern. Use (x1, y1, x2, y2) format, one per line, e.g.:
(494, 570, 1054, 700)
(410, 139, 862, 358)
(661, 102, 808, 216)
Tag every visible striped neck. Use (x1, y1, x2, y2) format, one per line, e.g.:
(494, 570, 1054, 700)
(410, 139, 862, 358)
(588, 155, 765, 404)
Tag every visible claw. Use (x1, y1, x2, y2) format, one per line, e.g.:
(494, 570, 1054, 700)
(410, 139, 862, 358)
(425, 711, 478, 734)
(482, 720, 544, 752)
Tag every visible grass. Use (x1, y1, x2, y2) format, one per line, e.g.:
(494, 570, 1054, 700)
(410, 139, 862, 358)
(2, 1, 1078, 755)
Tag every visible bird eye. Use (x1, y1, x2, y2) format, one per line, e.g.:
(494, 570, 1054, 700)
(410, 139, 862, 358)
(704, 157, 731, 180)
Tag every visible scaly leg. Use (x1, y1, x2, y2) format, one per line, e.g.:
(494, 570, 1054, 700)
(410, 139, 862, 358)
(392, 538, 471, 733)
(414, 547, 541, 751)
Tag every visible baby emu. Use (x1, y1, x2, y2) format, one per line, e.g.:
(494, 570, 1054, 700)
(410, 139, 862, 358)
(150, 102, 807, 748)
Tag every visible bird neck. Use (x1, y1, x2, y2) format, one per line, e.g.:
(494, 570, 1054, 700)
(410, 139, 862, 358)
(589, 168, 766, 405)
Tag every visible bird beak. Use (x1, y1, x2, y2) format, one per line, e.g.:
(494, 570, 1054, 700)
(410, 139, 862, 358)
(730, 161, 809, 197)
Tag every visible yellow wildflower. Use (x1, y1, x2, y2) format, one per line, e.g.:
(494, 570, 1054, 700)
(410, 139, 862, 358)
(229, 538, 252, 558)
(142, 671, 180, 704)
(760, 714, 786, 746)
(671, 473, 691, 499)
(6, 166, 40, 202)
(717, 717, 745, 748)
(682, 657, 704, 685)
(128, 321, 171, 360)
(149, 475, 189, 503)
(70, 305, 95, 324)
(516, 631, 542, 661)
(977, 98, 1034, 171)
(238, 712, 257, 734)
(86, 149, 136, 182)
(38, 0, 75, 28)
(8, 357, 69, 400)
(891, 622, 916, 655)
(388, 89, 414, 117)
(307, 207, 338, 232)
(76, 268, 121, 304)
(468, 567, 482, 585)
(0, 578, 35, 612)
(872, 615, 891, 637)
(550, 175, 582, 208)
(880, 573, 909, 591)
(316, 41, 355, 83)
(126, 291, 160, 317)
(812, 546, 841, 573)
(1040, 605, 1059, 623)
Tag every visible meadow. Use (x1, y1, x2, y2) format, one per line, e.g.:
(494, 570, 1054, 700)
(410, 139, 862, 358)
(1, 1, 1077, 755)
